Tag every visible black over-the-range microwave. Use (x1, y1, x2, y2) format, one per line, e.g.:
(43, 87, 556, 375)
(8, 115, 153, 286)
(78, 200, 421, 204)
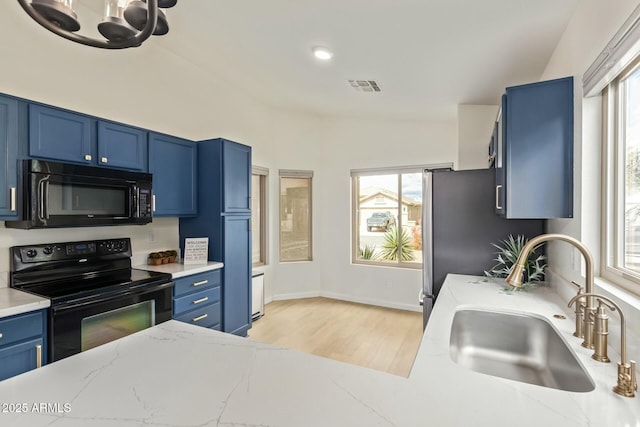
(5, 160, 153, 229)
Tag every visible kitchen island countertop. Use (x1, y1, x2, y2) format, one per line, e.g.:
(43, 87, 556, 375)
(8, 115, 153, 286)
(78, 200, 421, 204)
(0, 288, 50, 319)
(0, 274, 638, 426)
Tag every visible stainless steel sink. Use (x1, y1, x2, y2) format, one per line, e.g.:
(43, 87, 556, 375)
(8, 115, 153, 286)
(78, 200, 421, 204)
(449, 308, 595, 392)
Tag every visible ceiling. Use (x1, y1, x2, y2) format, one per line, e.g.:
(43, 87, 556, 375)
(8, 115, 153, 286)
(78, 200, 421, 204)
(46, 0, 585, 121)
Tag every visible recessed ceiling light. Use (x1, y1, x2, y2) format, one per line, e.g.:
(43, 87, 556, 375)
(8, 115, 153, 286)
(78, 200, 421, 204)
(312, 46, 333, 60)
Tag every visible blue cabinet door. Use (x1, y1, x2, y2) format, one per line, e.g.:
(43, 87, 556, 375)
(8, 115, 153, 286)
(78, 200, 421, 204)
(222, 215, 252, 336)
(29, 104, 94, 164)
(149, 133, 197, 216)
(502, 77, 573, 219)
(0, 310, 47, 381)
(222, 140, 251, 213)
(97, 121, 147, 171)
(0, 95, 18, 219)
(0, 338, 43, 381)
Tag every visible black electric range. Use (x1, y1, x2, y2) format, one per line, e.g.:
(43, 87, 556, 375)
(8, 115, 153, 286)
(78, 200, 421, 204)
(10, 238, 173, 362)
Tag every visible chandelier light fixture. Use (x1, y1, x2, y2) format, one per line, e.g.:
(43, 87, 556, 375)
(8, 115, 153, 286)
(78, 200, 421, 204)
(17, 0, 177, 49)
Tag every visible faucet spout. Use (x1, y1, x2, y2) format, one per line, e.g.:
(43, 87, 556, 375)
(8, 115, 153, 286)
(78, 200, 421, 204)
(505, 233, 596, 348)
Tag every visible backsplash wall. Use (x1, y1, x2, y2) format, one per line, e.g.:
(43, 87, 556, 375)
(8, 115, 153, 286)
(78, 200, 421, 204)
(0, 218, 179, 287)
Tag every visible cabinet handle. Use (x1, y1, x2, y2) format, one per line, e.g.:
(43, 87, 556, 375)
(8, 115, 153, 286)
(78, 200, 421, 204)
(152, 195, 156, 212)
(84, 154, 92, 161)
(192, 314, 208, 322)
(495, 185, 502, 210)
(192, 280, 208, 287)
(36, 345, 42, 368)
(192, 297, 209, 305)
(10, 187, 16, 212)
(0, 332, 3, 339)
(101, 157, 108, 164)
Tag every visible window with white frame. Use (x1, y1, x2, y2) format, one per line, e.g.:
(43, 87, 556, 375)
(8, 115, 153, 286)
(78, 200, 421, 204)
(602, 57, 640, 292)
(252, 166, 268, 267)
(351, 168, 423, 269)
(279, 170, 313, 262)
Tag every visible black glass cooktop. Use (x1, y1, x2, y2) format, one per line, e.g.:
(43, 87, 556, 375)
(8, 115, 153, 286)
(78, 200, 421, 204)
(14, 268, 172, 303)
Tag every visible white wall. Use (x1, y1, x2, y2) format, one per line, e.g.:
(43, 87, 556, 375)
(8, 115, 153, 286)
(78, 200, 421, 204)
(457, 105, 499, 170)
(540, 0, 640, 358)
(0, 4, 276, 288)
(266, 111, 457, 310)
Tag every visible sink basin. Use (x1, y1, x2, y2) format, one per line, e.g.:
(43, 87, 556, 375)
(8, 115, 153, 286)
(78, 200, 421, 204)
(449, 308, 594, 392)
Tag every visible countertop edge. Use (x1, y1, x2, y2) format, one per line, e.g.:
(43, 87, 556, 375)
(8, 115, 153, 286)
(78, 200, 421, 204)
(133, 261, 224, 278)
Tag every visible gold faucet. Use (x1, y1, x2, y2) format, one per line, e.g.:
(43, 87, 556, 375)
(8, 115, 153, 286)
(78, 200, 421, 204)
(568, 293, 637, 397)
(505, 233, 597, 349)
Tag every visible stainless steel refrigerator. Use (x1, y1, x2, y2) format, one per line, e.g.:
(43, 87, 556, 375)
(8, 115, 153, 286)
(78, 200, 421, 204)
(420, 168, 544, 328)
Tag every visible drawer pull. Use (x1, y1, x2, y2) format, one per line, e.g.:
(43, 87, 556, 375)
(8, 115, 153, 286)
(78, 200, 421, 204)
(36, 345, 42, 368)
(101, 156, 108, 163)
(0, 332, 3, 339)
(84, 154, 92, 161)
(192, 280, 208, 287)
(192, 297, 209, 305)
(192, 314, 208, 322)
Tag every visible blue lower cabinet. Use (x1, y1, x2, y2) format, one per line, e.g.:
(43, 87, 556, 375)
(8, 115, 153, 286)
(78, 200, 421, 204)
(0, 310, 47, 381)
(222, 215, 252, 337)
(172, 270, 222, 330)
(0, 338, 44, 381)
(173, 303, 221, 330)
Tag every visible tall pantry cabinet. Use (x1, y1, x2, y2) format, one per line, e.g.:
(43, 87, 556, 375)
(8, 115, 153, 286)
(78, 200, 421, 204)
(179, 138, 252, 336)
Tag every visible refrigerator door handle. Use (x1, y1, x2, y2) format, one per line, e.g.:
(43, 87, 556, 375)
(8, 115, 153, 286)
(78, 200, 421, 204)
(422, 171, 435, 299)
(419, 290, 435, 306)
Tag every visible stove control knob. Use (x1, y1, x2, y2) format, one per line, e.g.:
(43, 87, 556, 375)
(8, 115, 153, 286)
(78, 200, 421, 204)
(42, 246, 53, 255)
(26, 249, 38, 258)
(106, 242, 113, 251)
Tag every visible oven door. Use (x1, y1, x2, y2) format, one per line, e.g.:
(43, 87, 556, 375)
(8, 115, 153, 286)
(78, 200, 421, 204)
(49, 281, 173, 362)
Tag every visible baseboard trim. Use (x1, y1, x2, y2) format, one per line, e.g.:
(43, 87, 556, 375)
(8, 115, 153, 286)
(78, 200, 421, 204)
(268, 291, 421, 313)
(270, 291, 321, 301)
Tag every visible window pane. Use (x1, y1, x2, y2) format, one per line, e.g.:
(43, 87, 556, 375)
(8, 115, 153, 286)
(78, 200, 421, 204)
(623, 68, 640, 273)
(280, 176, 312, 261)
(400, 173, 422, 264)
(251, 174, 263, 265)
(356, 175, 398, 262)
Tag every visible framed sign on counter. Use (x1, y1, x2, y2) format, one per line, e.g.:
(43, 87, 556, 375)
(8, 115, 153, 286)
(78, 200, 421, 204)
(183, 237, 209, 264)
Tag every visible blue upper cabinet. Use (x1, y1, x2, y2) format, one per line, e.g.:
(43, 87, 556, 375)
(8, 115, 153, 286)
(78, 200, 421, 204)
(29, 104, 148, 172)
(0, 95, 19, 219)
(149, 133, 197, 217)
(29, 104, 95, 165)
(221, 139, 251, 213)
(499, 77, 574, 219)
(97, 121, 147, 171)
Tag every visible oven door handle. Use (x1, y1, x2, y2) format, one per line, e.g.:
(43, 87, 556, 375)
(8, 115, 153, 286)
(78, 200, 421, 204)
(52, 281, 174, 313)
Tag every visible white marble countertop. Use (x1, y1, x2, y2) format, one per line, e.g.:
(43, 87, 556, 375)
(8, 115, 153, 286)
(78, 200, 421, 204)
(0, 274, 638, 426)
(0, 288, 50, 319)
(133, 261, 223, 278)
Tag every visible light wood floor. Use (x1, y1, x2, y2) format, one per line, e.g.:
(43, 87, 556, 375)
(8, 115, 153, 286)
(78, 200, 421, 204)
(248, 297, 423, 377)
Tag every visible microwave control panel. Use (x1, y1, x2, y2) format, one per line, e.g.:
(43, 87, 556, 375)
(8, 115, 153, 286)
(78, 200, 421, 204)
(138, 187, 152, 218)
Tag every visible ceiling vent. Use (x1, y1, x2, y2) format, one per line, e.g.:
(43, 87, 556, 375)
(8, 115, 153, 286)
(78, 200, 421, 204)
(348, 80, 381, 92)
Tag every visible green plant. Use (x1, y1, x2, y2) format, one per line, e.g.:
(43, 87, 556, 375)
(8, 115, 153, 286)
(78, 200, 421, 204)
(359, 244, 380, 260)
(484, 235, 547, 286)
(380, 225, 415, 261)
